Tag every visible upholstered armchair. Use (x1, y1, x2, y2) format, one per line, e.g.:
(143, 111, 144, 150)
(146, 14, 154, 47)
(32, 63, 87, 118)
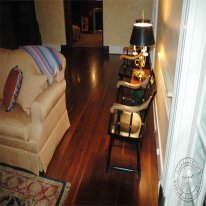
(0, 47, 70, 175)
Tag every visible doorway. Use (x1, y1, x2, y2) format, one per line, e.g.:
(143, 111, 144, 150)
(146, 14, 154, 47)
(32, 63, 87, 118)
(64, 0, 103, 48)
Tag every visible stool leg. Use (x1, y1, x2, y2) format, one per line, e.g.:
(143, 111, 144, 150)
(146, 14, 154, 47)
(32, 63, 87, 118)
(106, 137, 114, 173)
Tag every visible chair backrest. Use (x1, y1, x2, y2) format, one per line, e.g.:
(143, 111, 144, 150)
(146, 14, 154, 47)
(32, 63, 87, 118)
(142, 69, 156, 103)
(109, 69, 157, 140)
(138, 70, 157, 138)
(118, 83, 156, 139)
(132, 69, 155, 106)
(109, 75, 157, 140)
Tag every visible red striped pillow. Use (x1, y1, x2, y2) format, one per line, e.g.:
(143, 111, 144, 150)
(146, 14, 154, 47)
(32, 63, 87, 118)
(3, 65, 23, 111)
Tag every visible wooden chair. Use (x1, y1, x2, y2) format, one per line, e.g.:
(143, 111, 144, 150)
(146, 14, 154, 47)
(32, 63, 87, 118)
(117, 69, 155, 107)
(106, 73, 156, 179)
(118, 49, 140, 80)
(118, 47, 152, 80)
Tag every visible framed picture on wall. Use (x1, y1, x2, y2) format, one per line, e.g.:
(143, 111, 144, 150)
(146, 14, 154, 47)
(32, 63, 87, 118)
(81, 17, 89, 32)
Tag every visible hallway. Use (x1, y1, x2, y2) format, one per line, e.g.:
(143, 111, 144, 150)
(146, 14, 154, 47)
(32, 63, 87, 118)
(46, 47, 158, 205)
(73, 32, 103, 48)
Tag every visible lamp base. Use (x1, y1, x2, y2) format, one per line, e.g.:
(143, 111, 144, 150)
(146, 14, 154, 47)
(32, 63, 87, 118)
(134, 69, 147, 82)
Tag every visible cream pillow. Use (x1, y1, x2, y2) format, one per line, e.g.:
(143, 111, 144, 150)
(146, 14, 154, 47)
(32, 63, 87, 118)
(17, 72, 48, 116)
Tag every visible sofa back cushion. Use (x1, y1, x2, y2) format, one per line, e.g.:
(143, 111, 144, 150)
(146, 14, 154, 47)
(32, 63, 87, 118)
(0, 48, 48, 115)
(20, 46, 66, 84)
(0, 48, 41, 98)
(0, 48, 66, 115)
(17, 73, 48, 115)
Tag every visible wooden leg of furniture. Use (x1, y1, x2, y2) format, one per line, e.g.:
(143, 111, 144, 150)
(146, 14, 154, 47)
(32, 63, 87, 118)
(106, 137, 114, 173)
(136, 141, 141, 179)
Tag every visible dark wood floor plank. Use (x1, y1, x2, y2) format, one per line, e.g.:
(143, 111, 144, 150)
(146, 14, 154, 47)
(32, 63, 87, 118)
(46, 47, 158, 206)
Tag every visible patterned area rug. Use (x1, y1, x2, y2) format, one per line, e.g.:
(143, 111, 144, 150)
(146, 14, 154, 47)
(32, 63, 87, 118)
(0, 163, 71, 206)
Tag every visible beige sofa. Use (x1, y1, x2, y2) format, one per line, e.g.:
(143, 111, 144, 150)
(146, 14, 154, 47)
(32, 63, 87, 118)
(0, 48, 70, 175)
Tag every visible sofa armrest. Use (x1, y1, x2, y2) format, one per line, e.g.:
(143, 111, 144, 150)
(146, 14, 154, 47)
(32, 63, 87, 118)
(31, 80, 66, 121)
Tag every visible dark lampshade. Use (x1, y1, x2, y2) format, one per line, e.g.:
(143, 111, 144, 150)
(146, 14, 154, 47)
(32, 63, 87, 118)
(130, 22, 155, 47)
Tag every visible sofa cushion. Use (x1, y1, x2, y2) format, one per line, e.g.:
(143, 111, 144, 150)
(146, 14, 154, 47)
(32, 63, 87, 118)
(17, 73, 48, 116)
(0, 49, 41, 96)
(20, 46, 65, 84)
(3, 65, 23, 111)
(0, 104, 31, 141)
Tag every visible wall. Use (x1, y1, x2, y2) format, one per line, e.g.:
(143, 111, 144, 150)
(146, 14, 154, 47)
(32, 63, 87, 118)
(35, 0, 66, 48)
(0, 0, 41, 49)
(153, 0, 183, 173)
(34, 0, 152, 52)
(103, 0, 153, 53)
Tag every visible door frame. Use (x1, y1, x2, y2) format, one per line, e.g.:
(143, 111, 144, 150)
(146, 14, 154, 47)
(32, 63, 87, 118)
(64, 0, 73, 47)
(162, 0, 206, 205)
(64, 0, 103, 48)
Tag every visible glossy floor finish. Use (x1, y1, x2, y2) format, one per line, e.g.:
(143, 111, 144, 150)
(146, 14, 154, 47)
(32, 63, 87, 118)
(73, 32, 103, 48)
(46, 48, 158, 206)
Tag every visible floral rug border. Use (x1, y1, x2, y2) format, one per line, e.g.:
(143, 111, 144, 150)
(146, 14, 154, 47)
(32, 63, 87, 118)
(0, 163, 71, 206)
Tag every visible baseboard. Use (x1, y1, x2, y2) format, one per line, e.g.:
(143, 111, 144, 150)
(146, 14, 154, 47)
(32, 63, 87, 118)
(153, 100, 166, 206)
(153, 100, 164, 180)
(109, 46, 123, 54)
(158, 182, 165, 206)
(103, 46, 109, 54)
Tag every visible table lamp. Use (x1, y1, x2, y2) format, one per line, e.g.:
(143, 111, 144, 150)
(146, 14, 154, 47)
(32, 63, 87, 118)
(130, 17, 155, 80)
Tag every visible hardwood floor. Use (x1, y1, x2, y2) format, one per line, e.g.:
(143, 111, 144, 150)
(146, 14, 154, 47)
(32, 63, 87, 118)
(73, 32, 103, 48)
(46, 47, 158, 206)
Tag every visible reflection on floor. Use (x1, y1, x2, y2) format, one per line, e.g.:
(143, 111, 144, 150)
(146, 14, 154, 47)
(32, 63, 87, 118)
(73, 31, 102, 48)
(47, 48, 158, 205)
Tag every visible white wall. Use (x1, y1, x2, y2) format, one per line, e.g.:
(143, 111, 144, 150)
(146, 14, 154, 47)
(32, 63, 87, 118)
(103, 0, 153, 53)
(153, 0, 183, 174)
(35, 0, 66, 47)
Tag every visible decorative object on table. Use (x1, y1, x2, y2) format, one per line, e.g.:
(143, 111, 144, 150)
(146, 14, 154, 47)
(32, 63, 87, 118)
(0, 163, 71, 206)
(130, 10, 155, 81)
